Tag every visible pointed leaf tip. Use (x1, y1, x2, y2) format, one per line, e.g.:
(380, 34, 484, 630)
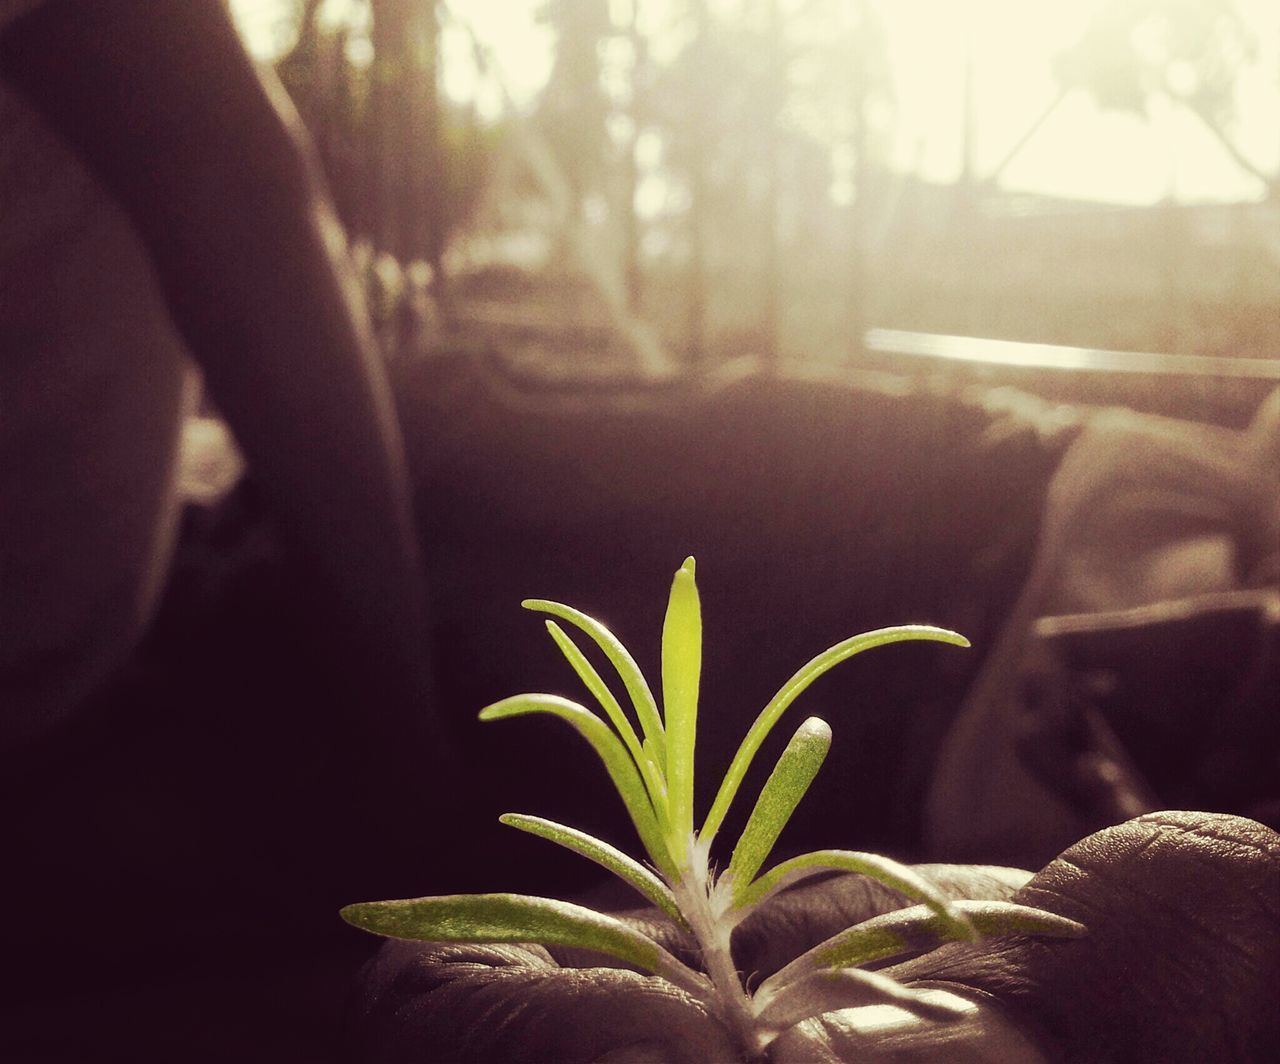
(681, 556, 696, 576)
(472, 694, 673, 875)
(339, 892, 707, 996)
(530, 621, 665, 812)
(519, 597, 668, 775)
(735, 848, 976, 940)
(759, 898, 1086, 1002)
(662, 558, 703, 855)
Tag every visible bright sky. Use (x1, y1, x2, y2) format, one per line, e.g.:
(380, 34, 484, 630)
(230, 0, 1280, 206)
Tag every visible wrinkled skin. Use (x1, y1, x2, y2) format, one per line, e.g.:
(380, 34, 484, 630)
(349, 811, 1279, 1062)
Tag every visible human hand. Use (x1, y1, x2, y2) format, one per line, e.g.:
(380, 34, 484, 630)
(348, 811, 1279, 1062)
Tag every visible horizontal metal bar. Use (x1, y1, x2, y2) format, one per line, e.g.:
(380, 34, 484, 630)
(865, 328, 1280, 380)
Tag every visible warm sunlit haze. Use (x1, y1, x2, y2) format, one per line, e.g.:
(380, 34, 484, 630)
(232, 0, 1280, 207)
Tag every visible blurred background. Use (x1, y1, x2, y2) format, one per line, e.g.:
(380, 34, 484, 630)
(162, 0, 1280, 886)
(6, 5, 1277, 1059)
(222, 0, 1280, 417)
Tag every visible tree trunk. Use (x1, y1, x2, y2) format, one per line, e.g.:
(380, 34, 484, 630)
(622, 0, 645, 315)
(686, 0, 710, 365)
(761, 0, 782, 371)
(847, 17, 867, 362)
(368, 0, 443, 266)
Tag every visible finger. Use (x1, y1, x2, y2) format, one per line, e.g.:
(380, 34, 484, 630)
(732, 862, 1032, 984)
(766, 988, 1047, 1063)
(350, 939, 737, 1064)
(888, 811, 1280, 1062)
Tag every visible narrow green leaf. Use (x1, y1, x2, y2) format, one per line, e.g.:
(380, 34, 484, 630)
(754, 967, 969, 1033)
(701, 626, 970, 848)
(661, 557, 701, 859)
(340, 892, 707, 997)
(759, 900, 1085, 1001)
(523, 598, 667, 770)
(479, 695, 675, 877)
(726, 717, 831, 903)
(543, 620, 667, 813)
(735, 849, 974, 942)
(500, 813, 683, 924)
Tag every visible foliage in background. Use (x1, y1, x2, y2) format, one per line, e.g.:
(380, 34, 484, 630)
(248, 0, 1280, 374)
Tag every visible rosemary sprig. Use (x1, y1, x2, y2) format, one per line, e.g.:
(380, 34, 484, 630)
(342, 558, 1084, 1059)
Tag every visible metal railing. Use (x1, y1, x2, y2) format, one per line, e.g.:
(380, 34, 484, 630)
(865, 328, 1280, 380)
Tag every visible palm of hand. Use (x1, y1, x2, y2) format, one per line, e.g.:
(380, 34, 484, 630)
(351, 811, 1279, 1063)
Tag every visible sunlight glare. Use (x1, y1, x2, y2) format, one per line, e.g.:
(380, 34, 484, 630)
(887, 0, 1280, 203)
(229, 0, 1280, 207)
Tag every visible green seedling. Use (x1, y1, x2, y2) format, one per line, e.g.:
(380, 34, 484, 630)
(342, 558, 1084, 1058)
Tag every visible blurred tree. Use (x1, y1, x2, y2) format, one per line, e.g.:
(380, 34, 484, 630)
(1053, 0, 1273, 195)
(274, 0, 498, 343)
(781, 0, 893, 359)
(844, 1, 888, 359)
(638, 0, 873, 364)
(646, 1, 773, 362)
(277, 0, 370, 237)
(762, 0, 782, 368)
(368, 0, 442, 268)
(537, 0, 614, 220)
(685, 0, 711, 363)
(617, 0, 649, 315)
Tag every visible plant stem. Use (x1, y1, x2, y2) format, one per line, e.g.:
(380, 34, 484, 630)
(673, 850, 763, 1062)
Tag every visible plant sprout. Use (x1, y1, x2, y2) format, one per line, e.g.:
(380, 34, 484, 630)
(342, 558, 1084, 1058)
